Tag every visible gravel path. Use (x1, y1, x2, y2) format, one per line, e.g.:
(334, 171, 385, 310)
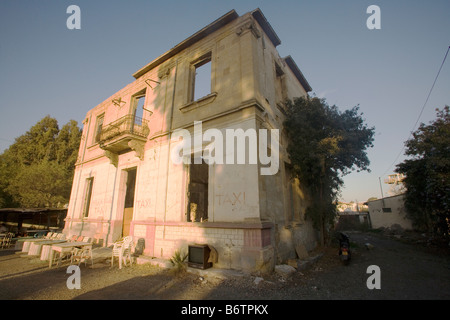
(0, 231, 449, 301)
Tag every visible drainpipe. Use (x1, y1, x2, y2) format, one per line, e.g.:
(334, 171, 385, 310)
(378, 177, 385, 208)
(105, 164, 118, 247)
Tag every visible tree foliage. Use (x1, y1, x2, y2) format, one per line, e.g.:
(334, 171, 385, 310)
(0, 116, 82, 208)
(284, 96, 375, 244)
(396, 106, 450, 238)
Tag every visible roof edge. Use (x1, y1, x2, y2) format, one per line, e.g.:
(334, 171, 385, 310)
(283, 55, 312, 92)
(251, 8, 281, 47)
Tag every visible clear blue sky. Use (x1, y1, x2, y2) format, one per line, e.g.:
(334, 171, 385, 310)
(1, 0, 449, 203)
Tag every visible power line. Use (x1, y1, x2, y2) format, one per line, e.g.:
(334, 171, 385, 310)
(380, 45, 450, 178)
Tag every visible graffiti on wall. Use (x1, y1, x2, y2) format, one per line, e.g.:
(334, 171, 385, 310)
(215, 192, 246, 206)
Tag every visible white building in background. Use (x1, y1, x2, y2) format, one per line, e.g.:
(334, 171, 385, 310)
(367, 194, 413, 230)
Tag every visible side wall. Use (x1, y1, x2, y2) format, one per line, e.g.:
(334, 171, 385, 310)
(368, 195, 413, 230)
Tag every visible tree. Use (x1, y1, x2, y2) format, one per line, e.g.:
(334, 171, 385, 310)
(284, 96, 375, 244)
(396, 106, 450, 239)
(55, 120, 82, 176)
(10, 116, 60, 165)
(6, 161, 70, 208)
(0, 116, 82, 208)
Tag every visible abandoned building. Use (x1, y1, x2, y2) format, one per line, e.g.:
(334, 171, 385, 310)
(63, 8, 316, 272)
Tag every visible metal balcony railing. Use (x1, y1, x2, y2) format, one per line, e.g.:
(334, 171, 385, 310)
(98, 115, 149, 143)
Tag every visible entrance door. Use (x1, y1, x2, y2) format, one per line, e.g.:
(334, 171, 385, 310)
(122, 168, 137, 237)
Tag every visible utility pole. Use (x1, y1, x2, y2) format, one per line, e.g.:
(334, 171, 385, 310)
(378, 177, 385, 208)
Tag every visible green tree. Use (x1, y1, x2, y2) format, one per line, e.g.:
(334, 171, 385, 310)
(11, 116, 60, 165)
(55, 120, 82, 172)
(0, 116, 82, 208)
(284, 96, 375, 244)
(6, 161, 70, 208)
(0, 153, 16, 207)
(396, 106, 450, 239)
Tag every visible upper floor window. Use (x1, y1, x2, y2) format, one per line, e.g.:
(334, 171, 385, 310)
(82, 177, 94, 218)
(93, 114, 104, 144)
(132, 89, 146, 126)
(191, 53, 212, 102)
(275, 62, 287, 104)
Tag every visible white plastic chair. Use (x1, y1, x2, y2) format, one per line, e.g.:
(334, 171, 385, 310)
(1, 233, 13, 249)
(111, 236, 133, 269)
(71, 245, 93, 267)
(83, 236, 92, 243)
(56, 233, 66, 240)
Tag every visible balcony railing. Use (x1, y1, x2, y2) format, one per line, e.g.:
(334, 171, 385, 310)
(98, 115, 149, 143)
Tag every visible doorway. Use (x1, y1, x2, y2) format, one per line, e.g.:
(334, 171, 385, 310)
(187, 155, 208, 222)
(122, 168, 137, 237)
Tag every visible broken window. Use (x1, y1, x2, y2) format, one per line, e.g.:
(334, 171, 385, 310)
(187, 155, 209, 222)
(93, 114, 104, 144)
(132, 90, 146, 126)
(82, 177, 94, 218)
(191, 53, 212, 102)
(274, 61, 287, 104)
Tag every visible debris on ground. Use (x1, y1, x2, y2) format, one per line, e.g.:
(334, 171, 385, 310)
(365, 243, 374, 250)
(253, 276, 264, 285)
(275, 264, 297, 279)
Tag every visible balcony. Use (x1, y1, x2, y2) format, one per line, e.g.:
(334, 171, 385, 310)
(98, 115, 150, 164)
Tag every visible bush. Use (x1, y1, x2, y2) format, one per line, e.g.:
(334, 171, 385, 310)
(170, 249, 188, 273)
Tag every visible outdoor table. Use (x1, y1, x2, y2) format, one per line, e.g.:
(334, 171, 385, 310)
(22, 238, 57, 253)
(48, 242, 93, 268)
(40, 243, 55, 260)
(28, 240, 66, 256)
(14, 237, 34, 250)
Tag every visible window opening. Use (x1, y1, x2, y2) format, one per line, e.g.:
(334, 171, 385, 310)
(187, 155, 209, 222)
(192, 57, 211, 101)
(94, 114, 104, 143)
(132, 92, 146, 126)
(82, 177, 94, 218)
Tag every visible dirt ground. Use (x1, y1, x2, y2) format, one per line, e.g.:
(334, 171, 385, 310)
(0, 231, 449, 301)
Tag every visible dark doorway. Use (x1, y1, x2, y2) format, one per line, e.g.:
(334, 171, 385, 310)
(187, 155, 208, 222)
(122, 168, 137, 237)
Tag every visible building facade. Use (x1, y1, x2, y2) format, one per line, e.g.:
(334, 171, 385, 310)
(63, 9, 316, 272)
(367, 194, 413, 231)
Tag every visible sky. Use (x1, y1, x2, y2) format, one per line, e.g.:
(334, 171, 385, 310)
(0, 0, 449, 203)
